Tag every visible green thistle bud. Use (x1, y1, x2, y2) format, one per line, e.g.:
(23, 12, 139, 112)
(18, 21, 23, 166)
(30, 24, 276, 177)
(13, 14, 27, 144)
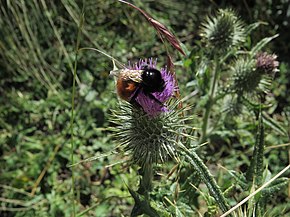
(225, 97, 243, 115)
(231, 56, 274, 94)
(231, 58, 258, 94)
(200, 9, 245, 53)
(110, 102, 190, 169)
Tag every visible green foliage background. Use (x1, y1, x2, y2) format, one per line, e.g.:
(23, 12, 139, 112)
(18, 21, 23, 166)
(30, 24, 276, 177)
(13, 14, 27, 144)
(0, 0, 289, 216)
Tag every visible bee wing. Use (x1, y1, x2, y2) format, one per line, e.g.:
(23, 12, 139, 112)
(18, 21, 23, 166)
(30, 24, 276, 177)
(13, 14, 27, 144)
(110, 69, 143, 83)
(127, 69, 143, 83)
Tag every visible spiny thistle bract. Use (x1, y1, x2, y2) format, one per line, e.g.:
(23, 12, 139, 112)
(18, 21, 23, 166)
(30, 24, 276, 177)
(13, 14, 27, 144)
(110, 102, 192, 169)
(200, 9, 245, 53)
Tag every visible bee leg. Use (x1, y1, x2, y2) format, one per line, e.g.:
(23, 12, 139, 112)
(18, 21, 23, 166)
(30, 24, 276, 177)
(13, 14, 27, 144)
(129, 86, 142, 108)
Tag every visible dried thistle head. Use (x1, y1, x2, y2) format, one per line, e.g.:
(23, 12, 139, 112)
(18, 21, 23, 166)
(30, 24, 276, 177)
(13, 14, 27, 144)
(200, 9, 245, 53)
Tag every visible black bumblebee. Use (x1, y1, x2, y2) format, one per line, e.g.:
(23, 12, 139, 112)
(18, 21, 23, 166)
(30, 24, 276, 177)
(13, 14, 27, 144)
(110, 65, 165, 106)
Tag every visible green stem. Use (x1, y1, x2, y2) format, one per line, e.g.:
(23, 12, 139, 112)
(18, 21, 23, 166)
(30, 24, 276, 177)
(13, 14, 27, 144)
(200, 58, 220, 143)
(70, 13, 84, 217)
(131, 163, 156, 216)
(183, 148, 230, 214)
(138, 163, 153, 199)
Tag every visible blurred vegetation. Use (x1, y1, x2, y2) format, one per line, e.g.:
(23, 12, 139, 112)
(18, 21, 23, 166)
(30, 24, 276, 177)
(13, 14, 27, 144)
(0, 0, 289, 216)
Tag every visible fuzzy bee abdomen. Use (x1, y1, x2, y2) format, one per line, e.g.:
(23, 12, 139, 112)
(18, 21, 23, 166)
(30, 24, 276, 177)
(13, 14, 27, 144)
(116, 78, 139, 101)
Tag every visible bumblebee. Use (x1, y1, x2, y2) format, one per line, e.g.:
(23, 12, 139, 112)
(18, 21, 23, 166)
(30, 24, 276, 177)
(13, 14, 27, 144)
(110, 65, 165, 105)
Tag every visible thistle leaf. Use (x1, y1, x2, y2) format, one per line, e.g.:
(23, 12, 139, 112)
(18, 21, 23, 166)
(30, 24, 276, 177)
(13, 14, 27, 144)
(227, 170, 249, 190)
(266, 200, 290, 216)
(244, 21, 266, 35)
(261, 177, 289, 197)
(128, 187, 160, 217)
(250, 34, 279, 57)
(262, 112, 287, 136)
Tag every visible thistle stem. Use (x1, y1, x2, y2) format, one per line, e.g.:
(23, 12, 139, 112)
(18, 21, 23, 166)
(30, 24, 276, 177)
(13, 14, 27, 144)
(138, 163, 153, 199)
(183, 148, 230, 214)
(200, 58, 220, 143)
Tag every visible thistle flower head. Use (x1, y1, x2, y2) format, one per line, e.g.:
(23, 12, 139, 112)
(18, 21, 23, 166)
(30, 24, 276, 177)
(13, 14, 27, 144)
(110, 57, 196, 172)
(230, 55, 275, 94)
(256, 52, 279, 75)
(127, 58, 176, 117)
(200, 9, 245, 53)
(110, 102, 190, 169)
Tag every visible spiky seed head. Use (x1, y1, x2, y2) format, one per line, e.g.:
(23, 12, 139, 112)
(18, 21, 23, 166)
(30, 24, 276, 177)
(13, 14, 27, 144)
(200, 9, 245, 53)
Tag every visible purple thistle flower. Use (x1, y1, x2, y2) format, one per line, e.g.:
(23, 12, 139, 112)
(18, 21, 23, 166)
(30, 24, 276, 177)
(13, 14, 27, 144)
(127, 58, 176, 116)
(256, 52, 279, 75)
